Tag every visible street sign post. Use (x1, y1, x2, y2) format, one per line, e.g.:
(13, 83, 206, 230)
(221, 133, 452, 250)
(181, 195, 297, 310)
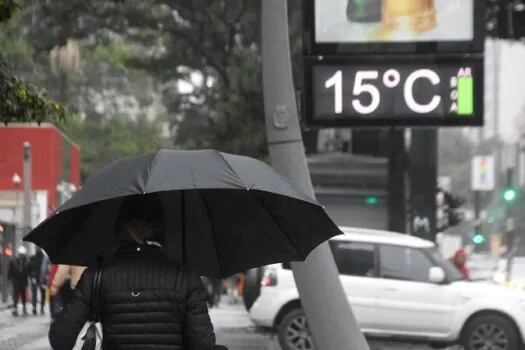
(471, 156, 495, 191)
(299, 1, 486, 346)
(506, 217, 516, 232)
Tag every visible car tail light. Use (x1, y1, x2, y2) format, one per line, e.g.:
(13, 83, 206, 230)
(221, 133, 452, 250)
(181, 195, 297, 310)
(261, 269, 278, 287)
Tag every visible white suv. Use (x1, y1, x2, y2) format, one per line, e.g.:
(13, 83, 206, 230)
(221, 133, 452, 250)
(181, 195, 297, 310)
(249, 227, 525, 350)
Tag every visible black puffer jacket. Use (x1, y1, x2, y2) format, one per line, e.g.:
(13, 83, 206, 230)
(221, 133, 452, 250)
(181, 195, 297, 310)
(49, 244, 216, 349)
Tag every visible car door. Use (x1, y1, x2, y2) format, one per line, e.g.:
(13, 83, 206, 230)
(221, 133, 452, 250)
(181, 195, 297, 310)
(374, 244, 450, 336)
(329, 240, 380, 332)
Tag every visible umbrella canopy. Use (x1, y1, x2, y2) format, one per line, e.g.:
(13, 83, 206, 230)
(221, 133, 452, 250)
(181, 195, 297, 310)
(24, 149, 341, 277)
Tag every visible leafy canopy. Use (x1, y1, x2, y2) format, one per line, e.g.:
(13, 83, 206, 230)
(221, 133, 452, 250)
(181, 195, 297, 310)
(0, 0, 66, 124)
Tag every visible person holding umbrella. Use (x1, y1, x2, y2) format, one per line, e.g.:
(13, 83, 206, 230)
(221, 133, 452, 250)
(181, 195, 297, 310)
(47, 194, 216, 349)
(49, 264, 87, 313)
(24, 150, 342, 347)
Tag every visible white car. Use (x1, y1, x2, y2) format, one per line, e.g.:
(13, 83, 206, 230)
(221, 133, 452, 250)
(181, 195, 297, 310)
(249, 227, 525, 350)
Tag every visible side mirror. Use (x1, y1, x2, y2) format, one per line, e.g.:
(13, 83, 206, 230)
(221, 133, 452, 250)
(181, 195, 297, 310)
(428, 266, 446, 284)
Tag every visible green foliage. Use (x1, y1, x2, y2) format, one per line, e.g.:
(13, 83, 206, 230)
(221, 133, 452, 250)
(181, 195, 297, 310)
(10, 0, 305, 170)
(0, 0, 20, 22)
(34, 0, 285, 159)
(61, 114, 163, 180)
(92, 38, 134, 69)
(0, 57, 67, 124)
(0, 0, 67, 124)
(0, 1, 166, 180)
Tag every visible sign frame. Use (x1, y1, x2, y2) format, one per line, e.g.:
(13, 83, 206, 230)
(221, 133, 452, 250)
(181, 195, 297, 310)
(302, 54, 484, 128)
(303, 0, 486, 56)
(471, 155, 495, 191)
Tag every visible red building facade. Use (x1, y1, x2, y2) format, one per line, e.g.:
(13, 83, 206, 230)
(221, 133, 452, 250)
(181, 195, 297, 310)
(0, 123, 80, 208)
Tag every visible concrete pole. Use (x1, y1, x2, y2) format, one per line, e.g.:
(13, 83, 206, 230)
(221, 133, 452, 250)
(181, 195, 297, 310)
(493, 40, 501, 193)
(22, 142, 32, 253)
(261, 1, 369, 349)
(409, 129, 438, 241)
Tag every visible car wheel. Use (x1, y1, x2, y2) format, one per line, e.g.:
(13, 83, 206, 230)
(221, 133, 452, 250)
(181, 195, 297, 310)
(461, 313, 520, 350)
(278, 308, 316, 350)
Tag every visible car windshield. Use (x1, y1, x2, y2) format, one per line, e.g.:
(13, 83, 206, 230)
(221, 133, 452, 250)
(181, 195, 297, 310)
(425, 246, 466, 282)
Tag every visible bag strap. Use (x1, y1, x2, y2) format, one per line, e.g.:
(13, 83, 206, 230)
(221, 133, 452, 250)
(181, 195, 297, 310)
(90, 267, 103, 322)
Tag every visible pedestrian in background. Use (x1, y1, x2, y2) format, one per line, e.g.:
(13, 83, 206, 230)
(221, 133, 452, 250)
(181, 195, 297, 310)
(29, 246, 48, 315)
(48, 194, 216, 349)
(8, 246, 30, 316)
(451, 248, 470, 279)
(209, 278, 222, 307)
(201, 276, 216, 307)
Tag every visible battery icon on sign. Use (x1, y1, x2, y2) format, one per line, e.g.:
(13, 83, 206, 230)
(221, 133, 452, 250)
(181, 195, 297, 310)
(457, 73, 473, 115)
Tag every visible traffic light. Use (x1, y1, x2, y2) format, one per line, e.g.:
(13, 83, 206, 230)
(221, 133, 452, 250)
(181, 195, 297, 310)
(473, 232, 486, 245)
(364, 195, 379, 206)
(486, 0, 525, 39)
(436, 188, 466, 230)
(444, 192, 466, 227)
(503, 187, 518, 203)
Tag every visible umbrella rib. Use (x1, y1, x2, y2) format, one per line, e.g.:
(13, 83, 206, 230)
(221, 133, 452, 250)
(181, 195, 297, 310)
(249, 191, 306, 260)
(198, 190, 224, 278)
(216, 151, 246, 188)
(144, 150, 162, 193)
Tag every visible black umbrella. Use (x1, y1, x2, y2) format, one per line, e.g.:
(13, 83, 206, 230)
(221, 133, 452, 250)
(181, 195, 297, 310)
(24, 149, 341, 278)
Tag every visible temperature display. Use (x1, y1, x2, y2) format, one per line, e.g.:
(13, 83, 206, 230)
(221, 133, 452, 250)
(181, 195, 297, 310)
(306, 61, 483, 127)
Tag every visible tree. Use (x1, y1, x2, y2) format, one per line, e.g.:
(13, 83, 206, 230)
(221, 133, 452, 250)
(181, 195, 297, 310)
(0, 0, 66, 124)
(34, 0, 307, 159)
(2, 1, 167, 178)
(56, 39, 168, 179)
(62, 114, 164, 181)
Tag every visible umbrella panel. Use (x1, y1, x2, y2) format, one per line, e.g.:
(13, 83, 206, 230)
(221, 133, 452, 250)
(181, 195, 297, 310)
(26, 189, 340, 277)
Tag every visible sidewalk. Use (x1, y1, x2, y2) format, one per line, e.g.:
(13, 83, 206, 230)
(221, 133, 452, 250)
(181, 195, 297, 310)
(0, 301, 278, 350)
(2, 300, 438, 350)
(210, 302, 278, 349)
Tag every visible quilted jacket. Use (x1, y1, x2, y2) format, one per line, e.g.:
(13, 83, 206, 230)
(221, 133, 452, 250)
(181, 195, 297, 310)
(48, 244, 216, 349)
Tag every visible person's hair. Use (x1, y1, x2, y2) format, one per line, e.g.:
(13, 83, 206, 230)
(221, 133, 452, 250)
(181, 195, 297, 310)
(115, 194, 165, 245)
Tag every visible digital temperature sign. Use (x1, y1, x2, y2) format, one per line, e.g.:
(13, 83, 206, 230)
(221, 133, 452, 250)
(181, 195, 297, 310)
(303, 57, 483, 127)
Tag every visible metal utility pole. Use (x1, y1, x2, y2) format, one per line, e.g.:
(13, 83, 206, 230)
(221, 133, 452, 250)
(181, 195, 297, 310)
(22, 142, 31, 252)
(409, 129, 438, 241)
(473, 191, 481, 234)
(473, 128, 482, 245)
(387, 128, 407, 233)
(261, 1, 369, 349)
(493, 40, 501, 194)
(505, 168, 517, 280)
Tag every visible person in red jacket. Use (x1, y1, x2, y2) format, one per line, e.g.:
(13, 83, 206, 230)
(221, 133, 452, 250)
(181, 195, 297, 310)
(452, 248, 470, 279)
